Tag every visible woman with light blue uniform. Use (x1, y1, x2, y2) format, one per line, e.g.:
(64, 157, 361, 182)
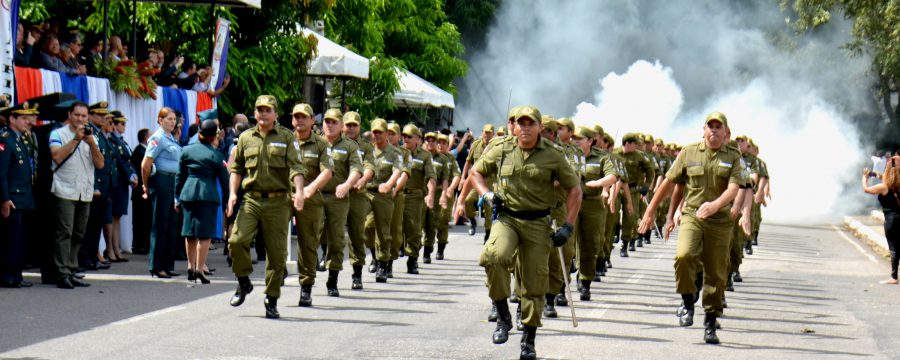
(141, 107, 182, 278)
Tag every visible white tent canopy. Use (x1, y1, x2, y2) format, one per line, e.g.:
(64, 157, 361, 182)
(393, 67, 455, 109)
(301, 27, 370, 79)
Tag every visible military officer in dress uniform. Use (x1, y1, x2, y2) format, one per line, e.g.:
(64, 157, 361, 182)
(0, 103, 39, 288)
(107, 111, 137, 262)
(227, 95, 306, 319)
(80, 102, 117, 270)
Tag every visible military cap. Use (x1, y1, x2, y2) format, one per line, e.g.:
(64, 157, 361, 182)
(111, 110, 127, 123)
(370, 118, 388, 132)
(482, 124, 495, 133)
(323, 108, 343, 122)
(4, 101, 39, 116)
(514, 106, 542, 123)
(604, 132, 614, 146)
(292, 103, 313, 117)
(255, 95, 278, 109)
(622, 132, 642, 144)
(344, 111, 361, 126)
(557, 117, 575, 131)
(497, 126, 506, 136)
(593, 124, 605, 138)
(735, 135, 749, 142)
(541, 115, 558, 132)
(655, 138, 664, 145)
(437, 134, 449, 142)
(402, 124, 422, 138)
(644, 134, 654, 143)
(424, 131, 437, 140)
(705, 111, 728, 127)
(198, 109, 218, 121)
(88, 101, 109, 115)
(507, 106, 521, 121)
(387, 122, 402, 134)
(573, 126, 596, 139)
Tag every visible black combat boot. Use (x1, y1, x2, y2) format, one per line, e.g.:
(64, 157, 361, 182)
(316, 257, 326, 272)
(368, 248, 377, 273)
(468, 217, 477, 236)
(483, 229, 491, 244)
(598, 257, 607, 276)
(556, 287, 568, 307)
(375, 261, 388, 283)
(264, 296, 279, 319)
(326, 270, 340, 297)
(606, 257, 613, 269)
(488, 303, 499, 322)
(726, 274, 734, 292)
(520, 325, 537, 360)
(679, 293, 695, 327)
(643, 231, 651, 244)
(704, 313, 720, 344)
(752, 233, 758, 246)
(352, 265, 364, 290)
(436, 243, 446, 260)
(298, 284, 312, 307)
(515, 303, 524, 331)
(386, 260, 394, 278)
(423, 246, 433, 264)
(579, 280, 591, 301)
(492, 300, 512, 344)
(636, 237, 643, 248)
(406, 257, 419, 274)
(733, 271, 743, 282)
(230, 276, 253, 307)
(620, 243, 629, 257)
(543, 293, 558, 318)
(745, 241, 753, 255)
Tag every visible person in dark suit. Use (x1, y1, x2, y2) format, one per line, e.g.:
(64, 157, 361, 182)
(131, 128, 151, 255)
(107, 111, 137, 261)
(0, 103, 39, 288)
(175, 120, 228, 284)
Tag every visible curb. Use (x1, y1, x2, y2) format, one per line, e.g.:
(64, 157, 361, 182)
(843, 216, 890, 258)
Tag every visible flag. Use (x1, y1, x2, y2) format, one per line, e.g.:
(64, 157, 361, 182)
(1, 0, 19, 100)
(210, 17, 230, 94)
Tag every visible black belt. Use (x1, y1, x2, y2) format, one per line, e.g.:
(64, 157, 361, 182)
(321, 191, 335, 195)
(247, 191, 289, 199)
(404, 188, 423, 194)
(628, 183, 637, 187)
(500, 207, 550, 221)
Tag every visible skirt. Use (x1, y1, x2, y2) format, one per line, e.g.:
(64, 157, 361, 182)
(181, 201, 220, 239)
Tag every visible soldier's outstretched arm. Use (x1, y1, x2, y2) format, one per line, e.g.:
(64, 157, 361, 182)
(565, 185, 582, 226)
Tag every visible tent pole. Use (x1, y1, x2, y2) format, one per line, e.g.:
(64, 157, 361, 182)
(102, 0, 110, 60)
(341, 78, 346, 111)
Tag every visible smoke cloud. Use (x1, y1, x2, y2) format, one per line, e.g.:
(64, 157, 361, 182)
(456, 0, 874, 222)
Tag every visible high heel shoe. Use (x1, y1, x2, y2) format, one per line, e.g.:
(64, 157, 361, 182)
(196, 271, 211, 284)
(150, 270, 172, 279)
(187, 269, 197, 282)
(164, 270, 180, 277)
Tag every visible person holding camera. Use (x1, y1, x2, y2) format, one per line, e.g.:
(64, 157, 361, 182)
(49, 101, 105, 289)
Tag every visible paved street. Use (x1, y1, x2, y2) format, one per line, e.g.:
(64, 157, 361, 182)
(2, 222, 899, 359)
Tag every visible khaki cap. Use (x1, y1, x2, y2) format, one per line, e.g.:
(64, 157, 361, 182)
(604, 133, 614, 146)
(343, 111, 361, 125)
(622, 132, 642, 144)
(514, 106, 542, 123)
(482, 124, 495, 133)
(424, 131, 437, 140)
(370, 118, 388, 132)
(437, 134, 449, 142)
(573, 126, 595, 139)
(402, 124, 422, 138)
(735, 135, 749, 142)
(497, 126, 506, 135)
(255, 95, 278, 109)
(507, 106, 521, 121)
(323, 108, 343, 122)
(111, 110, 126, 123)
(291, 103, 313, 117)
(705, 111, 728, 127)
(387, 122, 402, 134)
(541, 115, 558, 132)
(557, 117, 575, 130)
(593, 124, 605, 138)
(655, 138, 664, 145)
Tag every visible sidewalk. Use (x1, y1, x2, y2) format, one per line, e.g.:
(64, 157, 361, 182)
(844, 210, 890, 257)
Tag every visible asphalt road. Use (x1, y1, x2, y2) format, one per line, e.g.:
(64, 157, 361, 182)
(1, 222, 898, 359)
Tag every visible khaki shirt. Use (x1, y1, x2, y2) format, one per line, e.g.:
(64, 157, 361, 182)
(430, 151, 451, 190)
(475, 137, 580, 212)
(368, 144, 403, 190)
(296, 132, 333, 185)
(231, 125, 306, 193)
(666, 141, 743, 223)
(582, 148, 618, 197)
(354, 137, 376, 172)
(445, 152, 461, 178)
(323, 135, 364, 192)
(406, 146, 436, 191)
(395, 145, 410, 174)
(466, 138, 490, 165)
(609, 151, 629, 185)
(618, 148, 655, 186)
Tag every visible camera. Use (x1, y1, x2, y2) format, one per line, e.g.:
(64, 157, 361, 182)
(82, 126, 93, 136)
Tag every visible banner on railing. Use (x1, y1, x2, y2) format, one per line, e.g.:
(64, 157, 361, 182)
(210, 17, 230, 94)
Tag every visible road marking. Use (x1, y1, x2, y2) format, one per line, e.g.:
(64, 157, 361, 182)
(110, 305, 187, 326)
(626, 274, 644, 284)
(831, 224, 878, 264)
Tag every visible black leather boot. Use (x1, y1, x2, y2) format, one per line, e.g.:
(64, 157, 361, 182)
(632, 239, 639, 250)
(423, 246, 433, 264)
(375, 261, 388, 283)
(368, 248, 377, 273)
(298, 284, 312, 307)
(579, 280, 591, 301)
(606, 257, 613, 269)
(733, 271, 743, 282)
(520, 325, 537, 360)
(316, 257, 326, 272)
(515, 303, 524, 331)
(679, 293, 694, 327)
(745, 241, 753, 255)
(468, 217, 477, 236)
(492, 300, 512, 344)
(543, 293, 558, 318)
(326, 270, 340, 297)
(406, 257, 419, 274)
(352, 265, 363, 290)
(230, 276, 253, 307)
(488, 303, 499, 322)
(386, 260, 394, 278)
(643, 232, 651, 244)
(264, 296, 279, 319)
(598, 257, 607, 276)
(620, 244, 629, 257)
(436, 243, 446, 260)
(704, 313, 720, 344)
(555, 287, 568, 307)
(726, 274, 734, 292)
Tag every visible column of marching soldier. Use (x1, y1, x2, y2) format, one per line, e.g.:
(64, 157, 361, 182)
(0, 94, 771, 360)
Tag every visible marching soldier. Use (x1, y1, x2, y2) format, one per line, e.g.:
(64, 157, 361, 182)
(227, 95, 306, 319)
(343, 111, 375, 290)
(461, 124, 495, 238)
(387, 122, 409, 276)
(639, 111, 744, 344)
(598, 132, 626, 275)
(422, 132, 450, 263)
(290, 103, 333, 307)
(0, 103, 39, 288)
(616, 133, 653, 256)
(473, 105, 581, 360)
(401, 124, 437, 274)
(363, 119, 404, 282)
(436, 133, 461, 259)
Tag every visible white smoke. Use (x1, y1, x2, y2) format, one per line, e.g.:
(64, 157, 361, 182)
(457, 0, 874, 222)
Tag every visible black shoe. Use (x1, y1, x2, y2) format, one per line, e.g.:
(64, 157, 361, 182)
(645, 236, 651, 244)
(69, 276, 90, 287)
(569, 262, 577, 274)
(636, 238, 644, 247)
(733, 271, 743, 283)
(150, 270, 171, 278)
(18, 280, 33, 288)
(620, 246, 629, 258)
(468, 217, 477, 236)
(515, 304, 524, 331)
(492, 300, 512, 344)
(676, 301, 687, 316)
(375, 262, 388, 283)
(726, 276, 735, 292)
(386, 261, 394, 278)
(613, 236, 619, 244)
(406, 257, 419, 274)
(196, 271, 211, 284)
(423, 255, 432, 264)
(82, 262, 100, 271)
(509, 292, 519, 303)
(298, 285, 312, 307)
(368, 260, 377, 273)
(351, 276, 363, 290)
(317, 259, 326, 272)
(0, 280, 23, 288)
(543, 294, 558, 318)
(752, 237, 758, 246)
(164, 271, 180, 277)
(679, 307, 694, 327)
(629, 240, 636, 252)
(326, 270, 340, 297)
(704, 314, 720, 344)
(579, 280, 591, 301)
(73, 273, 85, 279)
(520, 326, 537, 360)
(435, 252, 444, 260)
(555, 292, 568, 307)
(226, 256, 233, 267)
(187, 269, 197, 282)
(488, 304, 499, 322)
(327, 287, 340, 297)
(57, 277, 75, 289)
(437, 243, 446, 260)
(264, 296, 280, 319)
(593, 271, 602, 282)
(745, 243, 753, 255)
(230, 277, 253, 306)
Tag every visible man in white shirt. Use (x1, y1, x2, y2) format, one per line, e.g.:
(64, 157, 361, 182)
(48, 101, 104, 289)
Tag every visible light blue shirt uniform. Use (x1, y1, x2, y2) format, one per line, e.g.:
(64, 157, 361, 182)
(145, 128, 181, 174)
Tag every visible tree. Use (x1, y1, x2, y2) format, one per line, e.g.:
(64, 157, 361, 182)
(782, 0, 900, 123)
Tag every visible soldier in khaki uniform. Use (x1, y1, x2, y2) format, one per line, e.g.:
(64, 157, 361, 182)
(343, 111, 376, 290)
(654, 138, 673, 239)
(290, 104, 333, 307)
(422, 132, 450, 263)
(401, 124, 437, 274)
(363, 119, 404, 282)
(615, 133, 655, 256)
(320, 109, 363, 297)
(473, 106, 581, 360)
(227, 95, 306, 319)
(462, 124, 495, 239)
(639, 111, 744, 344)
(598, 132, 626, 275)
(436, 133, 461, 259)
(387, 123, 409, 276)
